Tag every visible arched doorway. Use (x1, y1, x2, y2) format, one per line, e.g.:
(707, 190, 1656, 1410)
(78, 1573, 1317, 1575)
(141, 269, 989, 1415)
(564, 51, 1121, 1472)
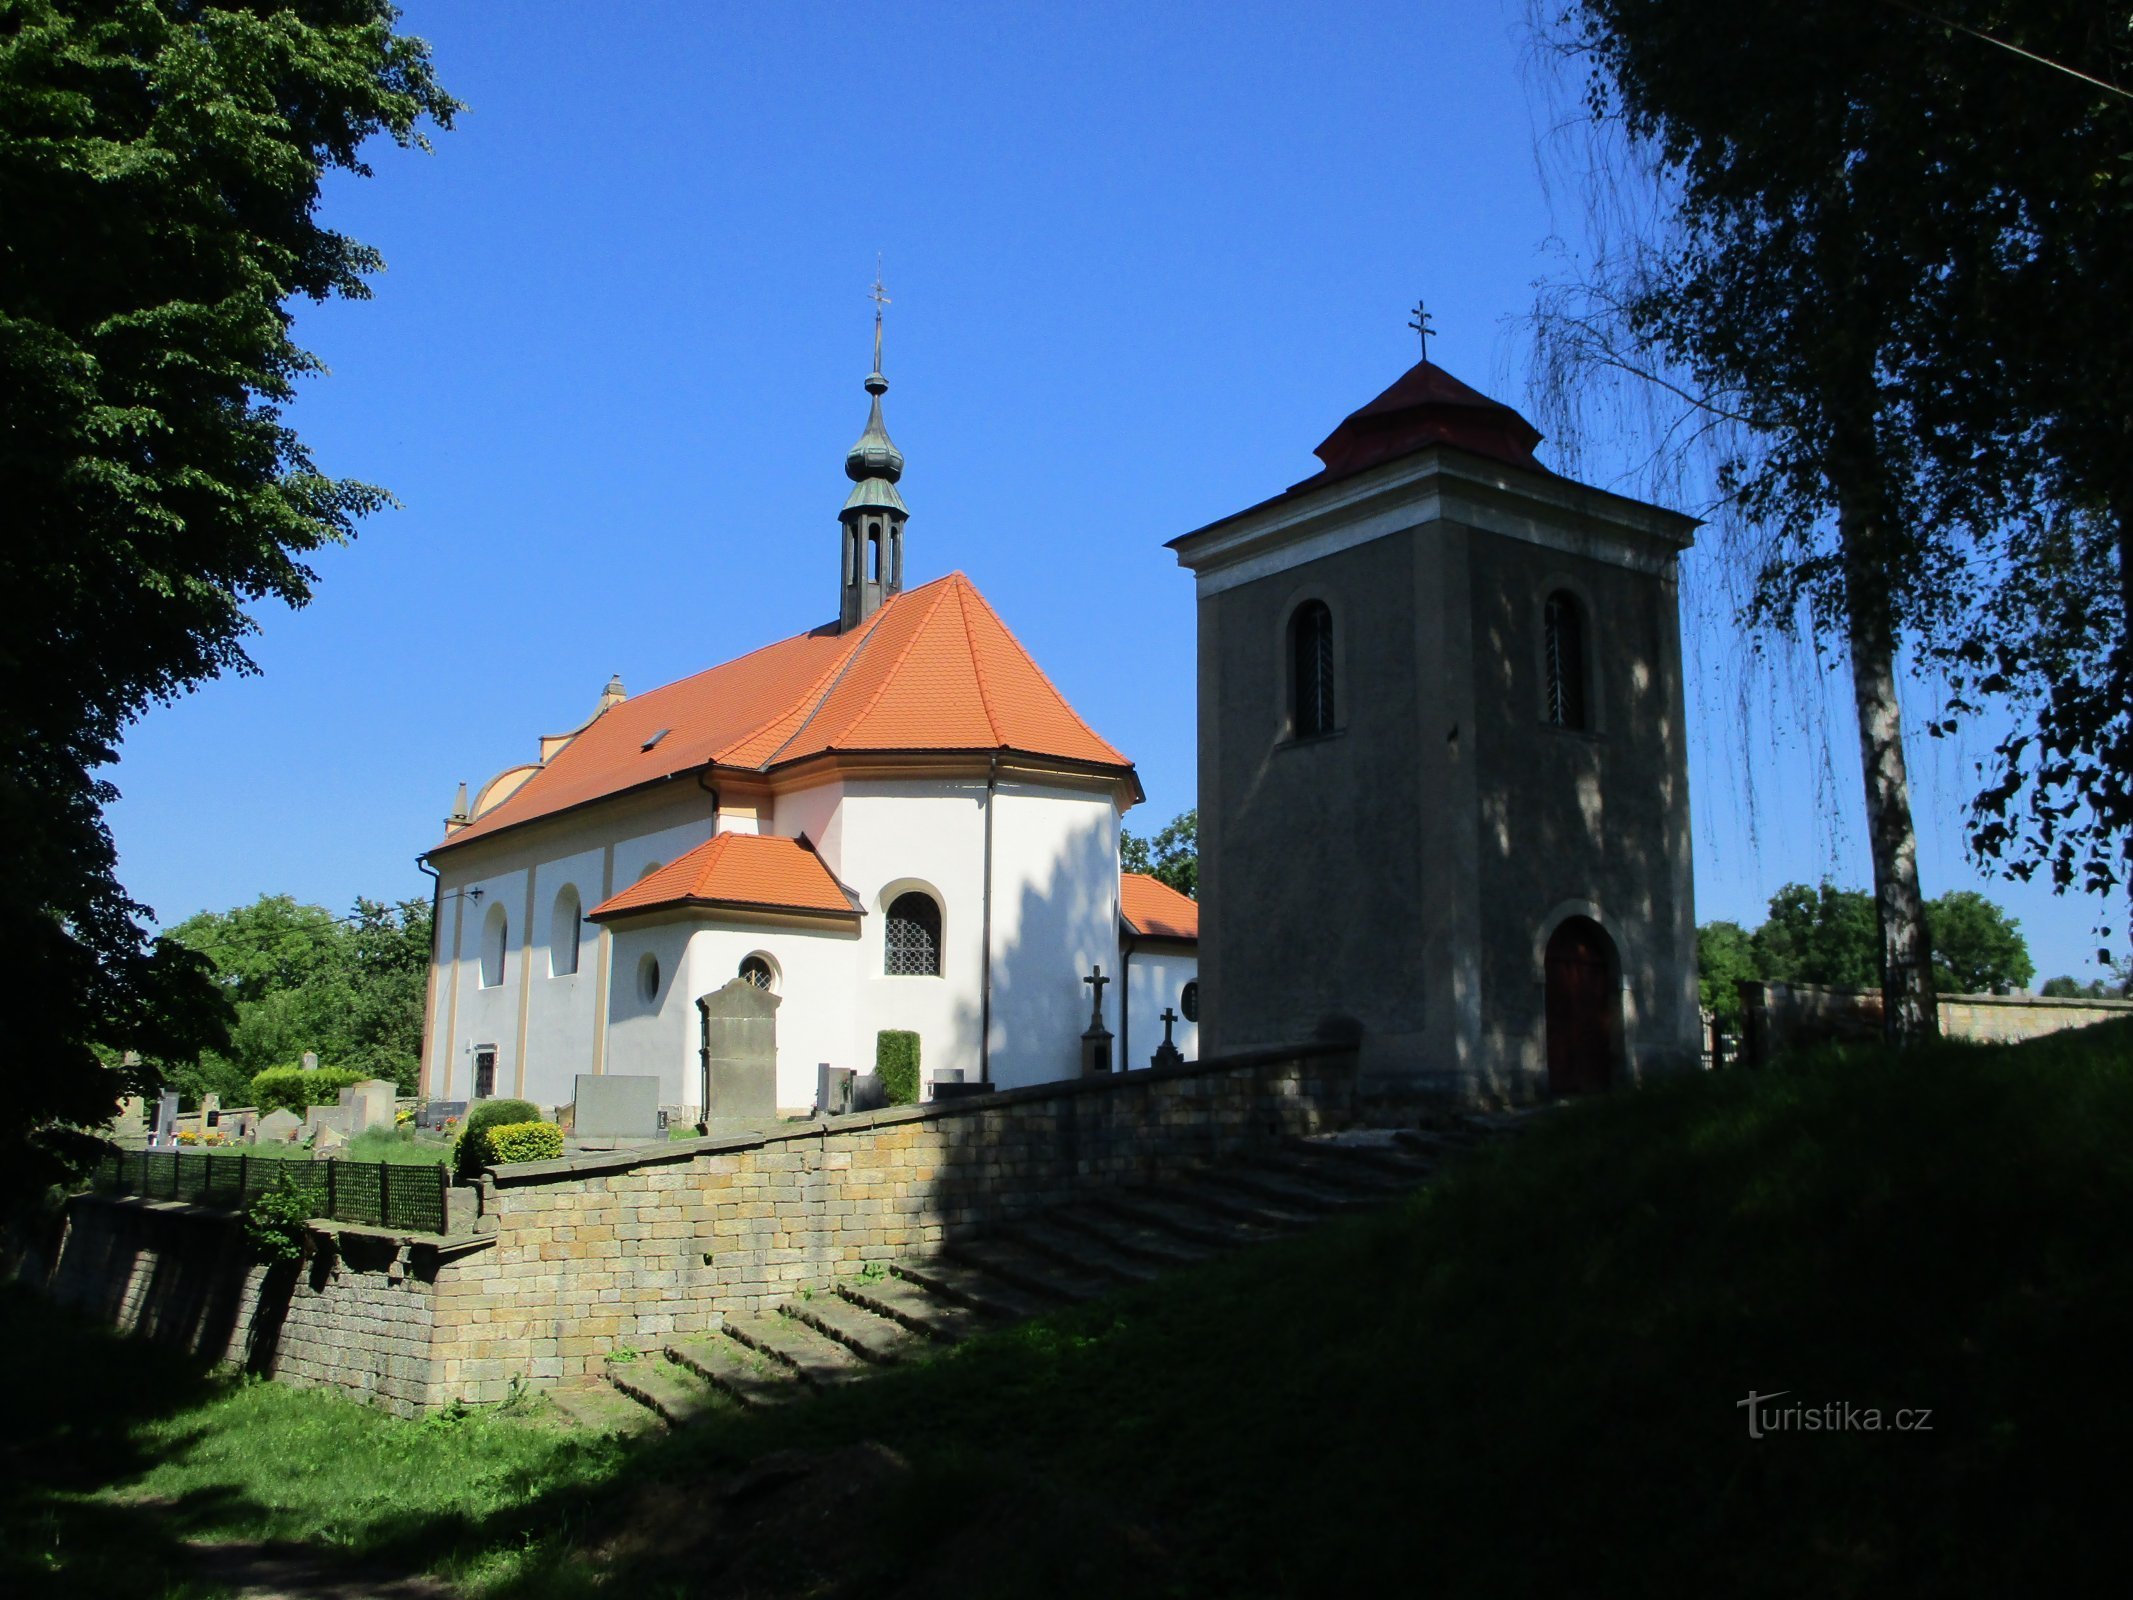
(1545, 916, 1618, 1094)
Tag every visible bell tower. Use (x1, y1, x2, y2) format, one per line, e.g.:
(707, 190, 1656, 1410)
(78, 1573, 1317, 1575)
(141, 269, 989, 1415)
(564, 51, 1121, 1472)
(839, 275, 907, 631)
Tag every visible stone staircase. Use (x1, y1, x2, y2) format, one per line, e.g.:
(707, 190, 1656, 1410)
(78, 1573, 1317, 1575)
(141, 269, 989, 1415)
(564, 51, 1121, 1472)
(562, 1122, 1505, 1431)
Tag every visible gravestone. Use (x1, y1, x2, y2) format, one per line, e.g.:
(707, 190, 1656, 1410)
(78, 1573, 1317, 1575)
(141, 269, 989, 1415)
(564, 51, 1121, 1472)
(341, 1078, 397, 1134)
(230, 1110, 259, 1143)
(417, 1099, 467, 1131)
(572, 1073, 661, 1141)
(306, 1104, 353, 1139)
(258, 1109, 301, 1143)
(1150, 1006, 1186, 1071)
(111, 1096, 146, 1141)
(200, 1092, 221, 1128)
(313, 1123, 345, 1154)
(697, 977, 779, 1132)
(1079, 964, 1115, 1076)
(151, 1091, 180, 1150)
(817, 1064, 856, 1118)
(301, 1050, 319, 1072)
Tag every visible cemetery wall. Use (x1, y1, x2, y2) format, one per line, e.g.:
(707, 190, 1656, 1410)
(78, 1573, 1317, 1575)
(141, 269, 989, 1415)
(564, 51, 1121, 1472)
(1739, 981, 2133, 1064)
(428, 1041, 1359, 1399)
(37, 1195, 449, 1417)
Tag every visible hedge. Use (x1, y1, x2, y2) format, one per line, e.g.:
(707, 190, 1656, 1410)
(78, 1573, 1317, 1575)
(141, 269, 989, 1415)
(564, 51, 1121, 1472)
(250, 1065, 369, 1115)
(877, 1029, 920, 1106)
(484, 1120, 564, 1165)
(454, 1097, 542, 1179)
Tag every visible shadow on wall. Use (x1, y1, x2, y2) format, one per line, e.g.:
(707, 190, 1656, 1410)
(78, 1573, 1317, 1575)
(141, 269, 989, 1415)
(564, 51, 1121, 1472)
(1465, 549, 1694, 1097)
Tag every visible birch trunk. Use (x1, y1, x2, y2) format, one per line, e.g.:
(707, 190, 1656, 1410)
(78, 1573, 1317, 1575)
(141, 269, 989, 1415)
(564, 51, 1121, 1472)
(1838, 485, 1940, 1044)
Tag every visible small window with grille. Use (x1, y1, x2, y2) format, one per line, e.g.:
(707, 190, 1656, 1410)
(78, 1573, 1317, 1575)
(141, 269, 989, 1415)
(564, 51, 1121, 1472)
(739, 954, 775, 991)
(1543, 591, 1588, 730)
(1291, 600, 1335, 738)
(1180, 980, 1200, 1022)
(884, 892, 942, 976)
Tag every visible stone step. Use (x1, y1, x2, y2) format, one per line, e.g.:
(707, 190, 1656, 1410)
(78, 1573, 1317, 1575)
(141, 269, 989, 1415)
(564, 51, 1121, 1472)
(1172, 1175, 1325, 1229)
(1271, 1143, 1433, 1190)
(1230, 1158, 1403, 1208)
(665, 1332, 803, 1407)
(1093, 1188, 1290, 1249)
(725, 1310, 872, 1388)
(1044, 1204, 1215, 1267)
(1003, 1218, 1165, 1285)
(1290, 1136, 1440, 1183)
(895, 1258, 1053, 1322)
(840, 1273, 995, 1344)
(783, 1291, 920, 1365)
(604, 1352, 722, 1427)
(943, 1235, 1120, 1304)
(547, 1378, 664, 1436)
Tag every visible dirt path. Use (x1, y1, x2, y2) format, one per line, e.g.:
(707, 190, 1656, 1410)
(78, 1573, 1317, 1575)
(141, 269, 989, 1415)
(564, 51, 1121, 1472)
(183, 1539, 453, 1600)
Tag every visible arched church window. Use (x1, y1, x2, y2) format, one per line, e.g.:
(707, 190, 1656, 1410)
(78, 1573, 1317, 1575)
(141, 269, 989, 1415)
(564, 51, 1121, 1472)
(1544, 591, 1588, 730)
(1181, 980, 1200, 1022)
(1291, 600, 1336, 738)
(739, 954, 776, 991)
(884, 892, 942, 977)
(479, 901, 509, 988)
(549, 885, 581, 977)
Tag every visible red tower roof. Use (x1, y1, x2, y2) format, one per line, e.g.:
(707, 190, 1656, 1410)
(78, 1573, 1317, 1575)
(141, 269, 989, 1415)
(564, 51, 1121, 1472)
(1303, 359, 1546, 485)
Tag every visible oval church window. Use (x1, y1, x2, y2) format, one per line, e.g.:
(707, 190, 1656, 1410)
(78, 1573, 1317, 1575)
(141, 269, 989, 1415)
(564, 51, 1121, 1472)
(1181, 980, 1200, 1023)
(739, 954, 776, 991)
(884, 892, 942, 977)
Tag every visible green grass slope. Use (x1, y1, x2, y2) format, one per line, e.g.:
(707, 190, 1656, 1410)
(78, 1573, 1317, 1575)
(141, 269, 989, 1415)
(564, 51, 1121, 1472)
(7, 1020, 2130, 1597)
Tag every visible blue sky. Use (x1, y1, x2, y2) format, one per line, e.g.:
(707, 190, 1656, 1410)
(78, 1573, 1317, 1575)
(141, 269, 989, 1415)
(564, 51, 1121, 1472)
(104, 0, 2120, 983)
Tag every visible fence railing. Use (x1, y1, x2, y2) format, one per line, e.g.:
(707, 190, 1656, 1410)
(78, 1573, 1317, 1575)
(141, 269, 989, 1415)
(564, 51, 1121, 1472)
(92, 1150, 452, 1236)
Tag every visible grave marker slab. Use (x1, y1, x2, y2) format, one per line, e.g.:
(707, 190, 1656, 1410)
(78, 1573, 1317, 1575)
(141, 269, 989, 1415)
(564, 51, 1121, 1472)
(697, 978, 779, 1132)
(572, 1074, 662, 1141)
(258, 1109, 301, 1143)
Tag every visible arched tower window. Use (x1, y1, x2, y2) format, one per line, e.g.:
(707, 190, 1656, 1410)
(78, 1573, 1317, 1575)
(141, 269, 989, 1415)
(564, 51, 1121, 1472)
(884, 891, 942, 976)
(1543, 591, 1588, 730)
(1290, 600, 1336, 738)
(479, 901, 509, 988)
(549, 885, 581, 977)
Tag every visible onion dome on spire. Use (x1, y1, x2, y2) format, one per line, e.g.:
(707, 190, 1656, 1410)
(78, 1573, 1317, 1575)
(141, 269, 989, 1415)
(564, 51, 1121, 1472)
(844, 369, 905, 485)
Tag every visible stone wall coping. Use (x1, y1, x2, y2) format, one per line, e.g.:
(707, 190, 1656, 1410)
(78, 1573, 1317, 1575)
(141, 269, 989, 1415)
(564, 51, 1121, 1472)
(1750, 980, 2133, 1012)
(486, 1041, 1360, 1189)
(69, 1189, 465, 1249)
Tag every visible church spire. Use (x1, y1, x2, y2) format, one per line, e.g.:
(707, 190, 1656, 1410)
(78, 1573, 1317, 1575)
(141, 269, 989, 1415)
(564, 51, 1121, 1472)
(839, 269, 908, 632)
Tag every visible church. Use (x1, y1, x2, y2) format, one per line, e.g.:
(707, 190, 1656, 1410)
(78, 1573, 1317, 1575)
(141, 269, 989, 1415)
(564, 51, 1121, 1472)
(418, 327, 1198, 1116)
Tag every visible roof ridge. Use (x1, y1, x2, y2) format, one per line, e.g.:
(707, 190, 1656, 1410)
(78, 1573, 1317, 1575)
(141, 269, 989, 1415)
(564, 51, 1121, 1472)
(958, 581, 1132, 767)
(820, 580, 958, 751)
(952, 575, 1006, 746)
(747, 602, 895, 769)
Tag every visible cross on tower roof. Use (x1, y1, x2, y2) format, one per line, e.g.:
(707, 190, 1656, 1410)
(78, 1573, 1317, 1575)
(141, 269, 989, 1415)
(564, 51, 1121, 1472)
(1407, 297, 1435, 362)
(869, 258, 891, 373)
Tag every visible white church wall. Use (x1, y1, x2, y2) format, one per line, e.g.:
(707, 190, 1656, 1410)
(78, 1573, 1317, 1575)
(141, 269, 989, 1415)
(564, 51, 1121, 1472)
(1123, 946, 1200, 1067)
(678, 923, 862, 1111)
(604, 916, 698, 1107)
(985, 782, 1122, 1090)
(519, 843, 604, 1110)
(833, 777, 990, 1090)
(772, 779, 845, 873)
(434, 862, 530, 1103)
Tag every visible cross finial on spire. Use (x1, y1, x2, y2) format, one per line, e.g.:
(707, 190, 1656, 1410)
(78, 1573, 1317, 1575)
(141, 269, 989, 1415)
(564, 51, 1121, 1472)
(869, 256, 891, 373)
(1407, 297, 1435, 362)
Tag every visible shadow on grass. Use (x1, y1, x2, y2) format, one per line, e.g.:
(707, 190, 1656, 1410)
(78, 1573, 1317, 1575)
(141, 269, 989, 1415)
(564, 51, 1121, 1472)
(11, 1020, 2133, 1598)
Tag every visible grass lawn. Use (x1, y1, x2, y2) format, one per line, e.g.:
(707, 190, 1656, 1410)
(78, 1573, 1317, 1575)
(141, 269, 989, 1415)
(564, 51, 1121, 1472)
(182, 1127, 451, 1165)
(8, 1019, 2131, 1597)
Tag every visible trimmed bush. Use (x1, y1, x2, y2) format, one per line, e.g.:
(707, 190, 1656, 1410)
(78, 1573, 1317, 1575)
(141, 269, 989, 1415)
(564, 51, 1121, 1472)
(454, 1097, 542, 1179)
(484, 1121, 563, 1165)
(250, 1065, 368, 1115)
(876, 1029, 920, 1106)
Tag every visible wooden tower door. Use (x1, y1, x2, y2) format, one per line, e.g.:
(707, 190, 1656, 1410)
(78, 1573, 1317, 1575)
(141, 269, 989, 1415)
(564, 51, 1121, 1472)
(1545, 917, 1617, 1094)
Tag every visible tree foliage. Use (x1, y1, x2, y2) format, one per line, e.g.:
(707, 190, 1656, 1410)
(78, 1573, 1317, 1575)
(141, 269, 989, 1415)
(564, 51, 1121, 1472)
(1694, 919, 1758, 1031)
(0, 1, 453, 1201)
(164, 893, 432, 1101)
(1122, 808, 1197, 899)
(1924, 890, 2035, 997)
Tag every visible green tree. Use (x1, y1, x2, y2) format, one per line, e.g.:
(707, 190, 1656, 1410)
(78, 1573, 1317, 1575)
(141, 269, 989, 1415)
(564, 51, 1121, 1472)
(2040, 975, 2103, 1000)
(1751, 883, 1879, 991)
(0, 1, 453, 1194)
(1924, 890, 2034, 996)
(1121, 808, 1197, 899)
(1695, 920, 1759, 1032)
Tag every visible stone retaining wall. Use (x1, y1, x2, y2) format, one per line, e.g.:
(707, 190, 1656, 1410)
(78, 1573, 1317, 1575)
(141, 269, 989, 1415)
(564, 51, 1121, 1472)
(36, 1196, 455, 1416)
(40, 1045, 1360, 1410)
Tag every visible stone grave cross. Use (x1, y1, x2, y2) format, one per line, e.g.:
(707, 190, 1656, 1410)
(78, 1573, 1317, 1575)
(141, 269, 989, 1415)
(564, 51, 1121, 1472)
(1080, 963, 1115, 1076)
(1150, 1006, 1185, 1070)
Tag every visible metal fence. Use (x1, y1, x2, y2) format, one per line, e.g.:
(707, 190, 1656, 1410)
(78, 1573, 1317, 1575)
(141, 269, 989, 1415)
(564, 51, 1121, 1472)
(93, 1150, 452, 1236)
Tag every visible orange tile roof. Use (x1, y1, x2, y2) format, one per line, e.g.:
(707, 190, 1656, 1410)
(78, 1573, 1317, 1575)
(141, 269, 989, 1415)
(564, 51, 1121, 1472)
(1120, 872, 1198, 941)
(436, 573, 1132, 852)
(589, 832, 858, 921)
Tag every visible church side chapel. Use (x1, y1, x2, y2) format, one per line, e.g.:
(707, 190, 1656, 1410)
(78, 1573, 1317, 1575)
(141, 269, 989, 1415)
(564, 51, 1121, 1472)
(420, 306, 1197, 1117)
(1172, 317, 1700, 1102)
